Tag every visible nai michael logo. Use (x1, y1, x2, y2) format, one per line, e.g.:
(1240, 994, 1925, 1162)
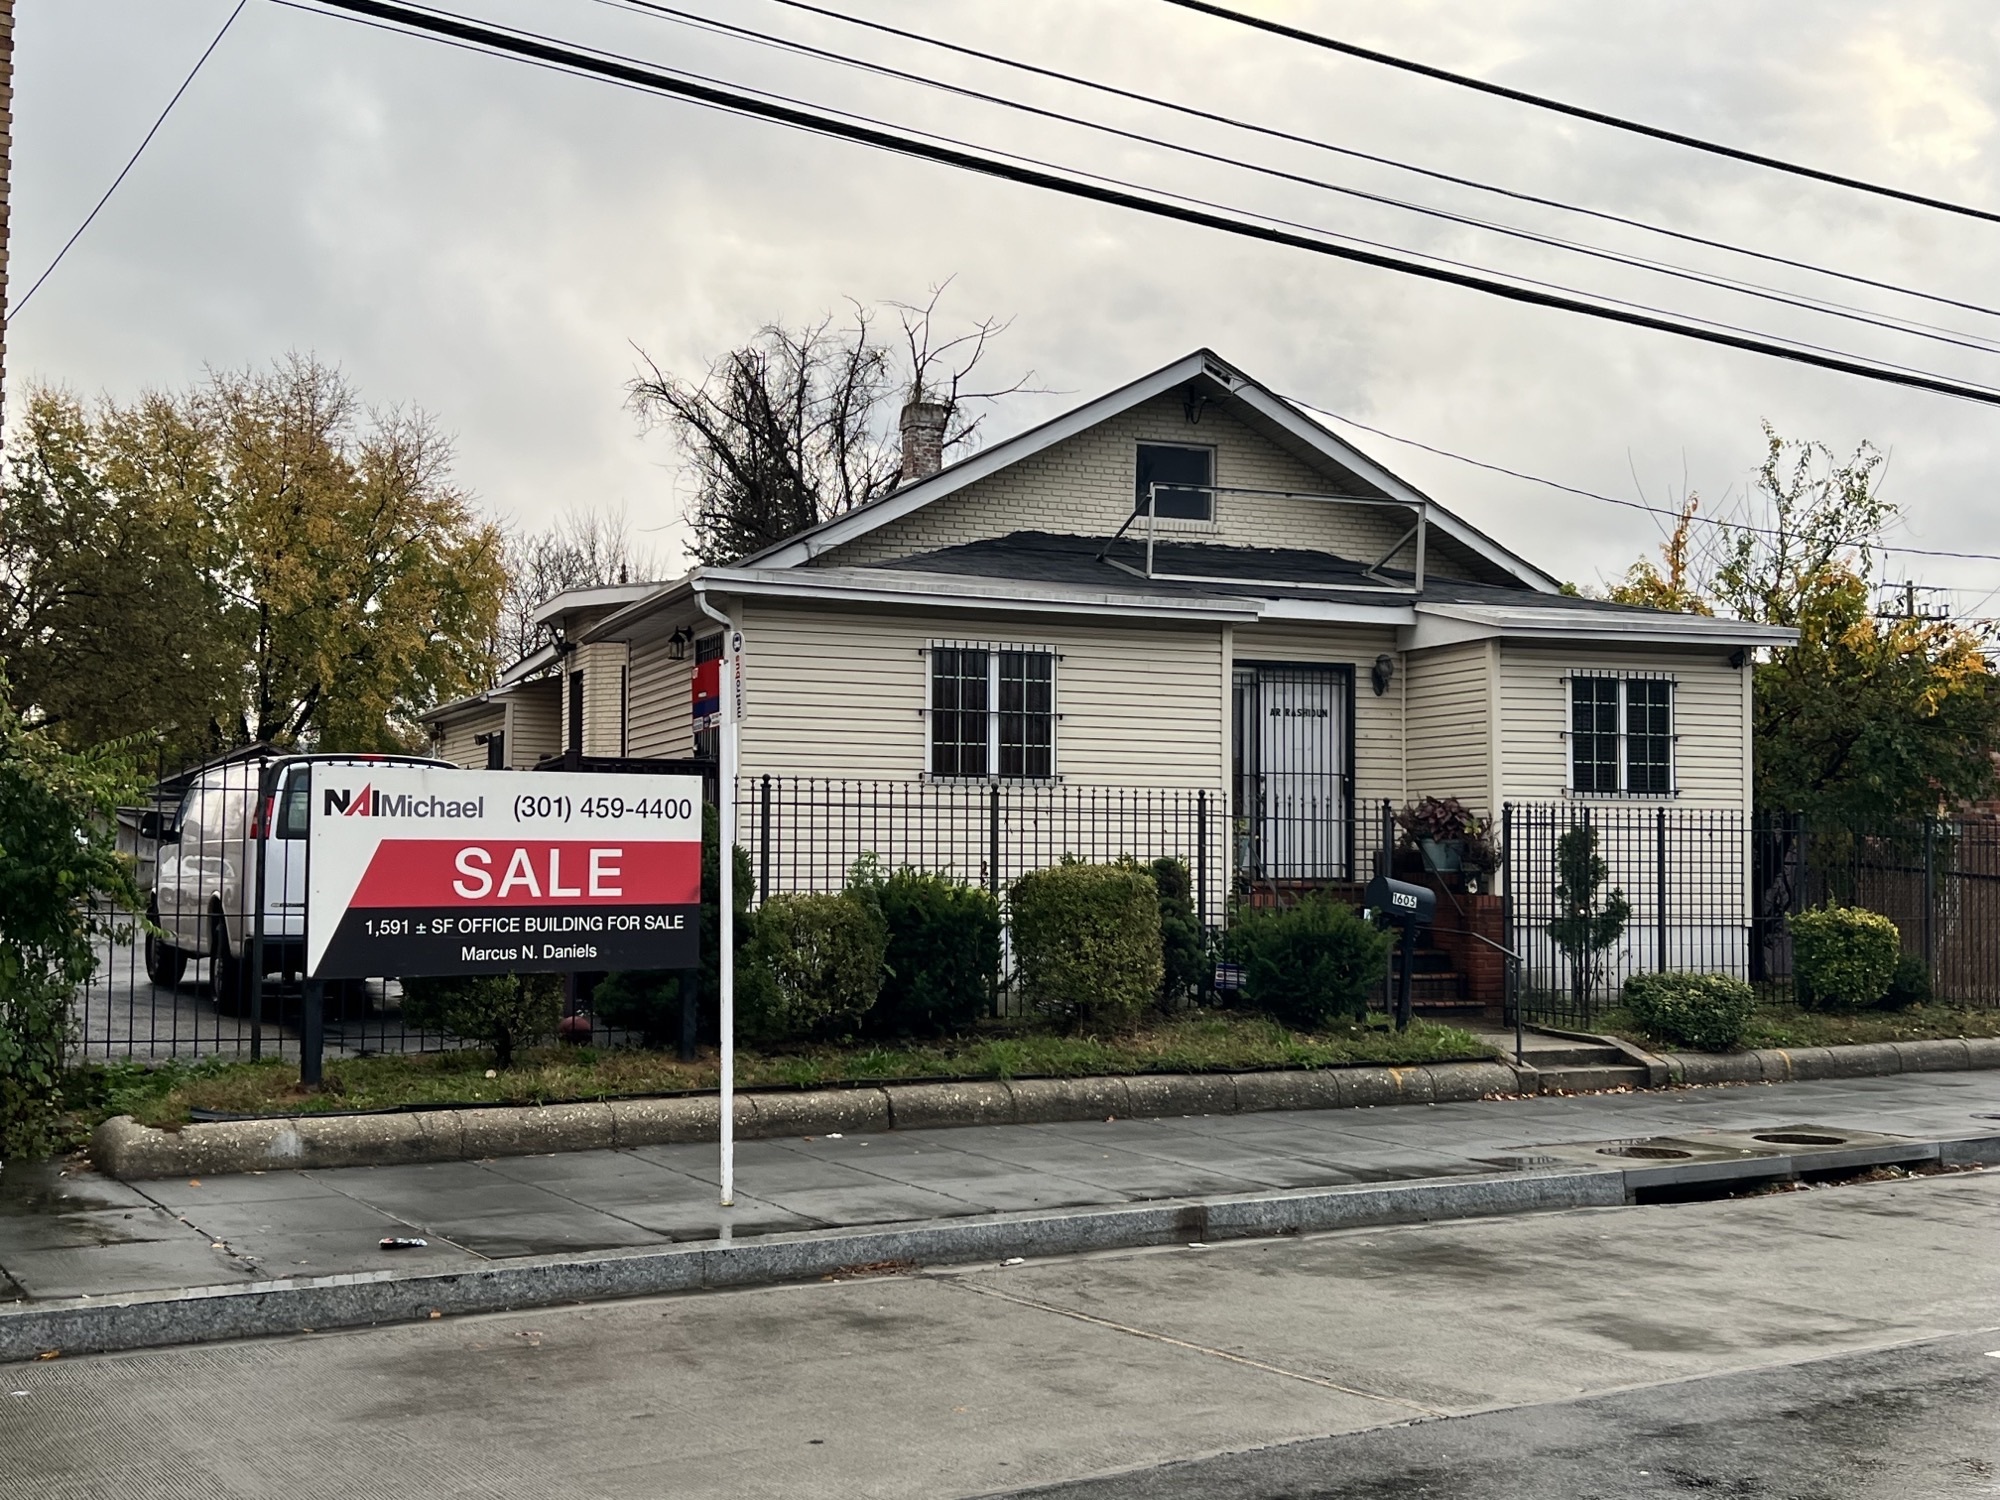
(324, 785, 484, 819)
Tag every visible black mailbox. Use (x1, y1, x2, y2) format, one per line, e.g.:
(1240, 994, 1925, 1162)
(1365, 874, 1434, 1033)
(1365, 874, 1435, 928)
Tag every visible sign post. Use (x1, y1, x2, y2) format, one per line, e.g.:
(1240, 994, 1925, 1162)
(717, 631, 743, 1208)
(306, 765, 702, 980)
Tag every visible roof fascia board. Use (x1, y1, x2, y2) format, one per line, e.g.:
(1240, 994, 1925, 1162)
(747, 354, 1214, 569)
(582, 565, 1260, 639)
(531, 582, 659, 627)
(1407, 604, 1796, 650)
(1255, 595, 1416, 626)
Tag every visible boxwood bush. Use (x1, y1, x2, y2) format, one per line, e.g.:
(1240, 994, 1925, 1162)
(862, 867, 1001, 1038)
(740, 890, 887, 1044)
(1224, 893, 1391, 1029)
(1789, 904, 1901, 1011)
(402, 973, 562, 1068)
(1149, 856, 1209, 1005)
(1621, 971, 1755, 1052)
(1011, 861, 1162, 1031)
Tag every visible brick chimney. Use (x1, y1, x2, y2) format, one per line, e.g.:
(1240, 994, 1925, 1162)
(897, 399, 948, 486)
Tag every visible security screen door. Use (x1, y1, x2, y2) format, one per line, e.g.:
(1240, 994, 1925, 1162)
(1233, 663, 1352, 881)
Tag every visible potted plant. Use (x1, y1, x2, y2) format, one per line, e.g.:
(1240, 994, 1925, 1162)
(1396, 796, 1477, 873)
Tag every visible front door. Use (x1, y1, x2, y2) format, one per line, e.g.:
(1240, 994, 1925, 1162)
(1233, 663, 1352, 882)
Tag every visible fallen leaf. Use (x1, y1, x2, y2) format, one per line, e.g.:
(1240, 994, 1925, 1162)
(35, 1351, 58, 1361)
(188, 1180, 202, 1188)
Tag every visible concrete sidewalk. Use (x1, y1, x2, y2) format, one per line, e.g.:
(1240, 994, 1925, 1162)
(7, 1070, 1999, 1314)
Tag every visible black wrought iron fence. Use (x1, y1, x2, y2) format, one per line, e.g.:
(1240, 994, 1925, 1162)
(1504, 803, 1752, 1028)
(1753, 812, 2000, 1004)
(743, 775, 1224, 923)
(1504, 803, 2000, 1027)
(75, 764, 1226, 1060)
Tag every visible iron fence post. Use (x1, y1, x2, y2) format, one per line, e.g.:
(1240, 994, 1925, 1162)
(300, 980, 324, 1086)
(1196, 789, 1210, 938)
(758, 773, 772, 905)
(1502, 802, 1516, 1038)
(1924, 817, 1936, 977)
(1380, 798, 1395, 1013)
(1656, 805, 1668, 974)
(249, 761, 269, 1062)
(989, 778, 1002, 1018)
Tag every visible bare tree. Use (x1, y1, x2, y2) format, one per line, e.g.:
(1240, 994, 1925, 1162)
(628, 286, 1033, 565)
(494, 505, 660, 665)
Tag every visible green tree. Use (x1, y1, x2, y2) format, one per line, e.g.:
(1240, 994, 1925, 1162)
(1547, 825, 1630, 1006)
(0, 678, 142, 1158)
(0, 357, 507, 757)
(1609, 425, 1998, 820)
(0, 388, 240, 761)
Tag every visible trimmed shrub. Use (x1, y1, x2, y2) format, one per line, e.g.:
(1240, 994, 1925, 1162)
(1789, 904, 1901, 1011)
(1224, 893, 1391, 1030)
(740, 891, 887, 1044)
(860, 868, 1001, 1039)
(1622, 971, 1755, 1052)
(1149, 857, 1209, 1004)
(402, 973, 562, 1067)
(1011, 862, 1162, 1031)
(1883, 952, 1931, 1011)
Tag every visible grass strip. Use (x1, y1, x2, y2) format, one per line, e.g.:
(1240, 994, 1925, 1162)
(1597, 1001, 2000, 1053)
(68, 1012, 1493, 1130)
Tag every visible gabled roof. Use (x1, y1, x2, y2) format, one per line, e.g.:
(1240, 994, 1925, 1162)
(741, 349, 1561, 593)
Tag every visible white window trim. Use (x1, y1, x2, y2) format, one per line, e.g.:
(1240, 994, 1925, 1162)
(1135, 440, 1221, 533)
(1561, 671, 1679, 798)
(920, 640, 1062, 782)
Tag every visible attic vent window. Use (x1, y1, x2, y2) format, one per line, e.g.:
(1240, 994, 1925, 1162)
(1135, 443, 1213, 523)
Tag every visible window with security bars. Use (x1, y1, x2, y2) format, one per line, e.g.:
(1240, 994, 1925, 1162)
(930, 646, 1056, 778)
(1570, 675, 1674, 794)
(998, 650, 1053, 779)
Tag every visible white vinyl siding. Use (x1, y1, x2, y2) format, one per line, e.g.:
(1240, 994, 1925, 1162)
(812, 393, 1497, 582)
(503, 679, 562, 768)
(735, 601, 1226, 791)
(433, 704, 504, 769)
(1229, 622, 1403, 814)
(625, 639, 693, 760)
(1404, 640, 1493, 816)
(1498, 646, 1747, 810)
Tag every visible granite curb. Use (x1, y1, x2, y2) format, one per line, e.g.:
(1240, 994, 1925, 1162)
(0, 1167, 1626, 1363)
(85, 1037, 2000, 1181)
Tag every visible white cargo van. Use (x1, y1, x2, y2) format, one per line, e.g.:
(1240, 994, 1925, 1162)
(142, 753, 450, 1011)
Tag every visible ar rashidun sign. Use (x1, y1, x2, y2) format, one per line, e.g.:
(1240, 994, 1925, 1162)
(305, 766, 703, 979)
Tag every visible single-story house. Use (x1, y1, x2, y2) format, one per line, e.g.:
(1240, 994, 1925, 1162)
(423, 350, 1793, 983)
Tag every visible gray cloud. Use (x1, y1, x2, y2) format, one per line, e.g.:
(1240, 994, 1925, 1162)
(15, 0, 2000, 606)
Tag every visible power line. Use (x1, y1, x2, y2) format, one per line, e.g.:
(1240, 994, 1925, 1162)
(599, 0, 2000, 360)
(1162, 0, 2000, 226)
(755, 0, 2000, 325)
(303, 0, 2000, 409)
(13, 0, 247, 318)
(1282, 393, 2000, 564)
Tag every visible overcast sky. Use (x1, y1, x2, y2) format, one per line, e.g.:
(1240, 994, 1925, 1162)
(15, 0, 2000, 609)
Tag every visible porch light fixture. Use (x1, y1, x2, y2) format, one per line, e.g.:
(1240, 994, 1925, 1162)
(669, 625, 695, 660)
(1370, 653, 1396, 696)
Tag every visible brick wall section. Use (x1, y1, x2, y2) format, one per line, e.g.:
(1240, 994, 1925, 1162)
(815, 392, 1498, 582)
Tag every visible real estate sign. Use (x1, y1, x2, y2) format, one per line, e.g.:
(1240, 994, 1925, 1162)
(305, 766, 702, 979)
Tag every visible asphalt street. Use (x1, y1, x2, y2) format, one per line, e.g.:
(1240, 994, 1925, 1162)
(994, 1331, 2000, 1499)
(4, 1168, 1995, 1498)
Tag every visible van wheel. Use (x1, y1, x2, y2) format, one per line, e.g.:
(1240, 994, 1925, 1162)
(210, 914, 252, 1015)
(144, 904, 187, 988)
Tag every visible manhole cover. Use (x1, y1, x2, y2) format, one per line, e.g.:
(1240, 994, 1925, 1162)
(1752, 1132, 1847, 1146)
(1596, 1145, 1694, 1160)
